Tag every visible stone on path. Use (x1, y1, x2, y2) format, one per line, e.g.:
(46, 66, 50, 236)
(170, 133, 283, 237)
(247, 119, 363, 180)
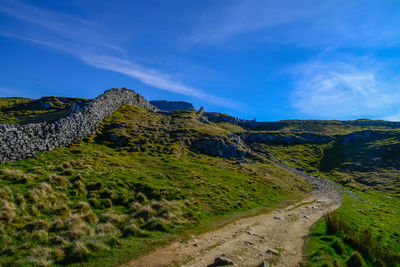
(214, 255, 234, 266)
(267, 248, 280, 255)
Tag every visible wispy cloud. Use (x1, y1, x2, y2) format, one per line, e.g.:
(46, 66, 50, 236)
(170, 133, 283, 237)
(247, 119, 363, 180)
(0, 0, 122, 53)
(81, 55, 239, 108)
(187, 0, 326, 45)
(290, 58, 400, 120)
(0, 0, 237, 107)
(187, 0, 400, 48)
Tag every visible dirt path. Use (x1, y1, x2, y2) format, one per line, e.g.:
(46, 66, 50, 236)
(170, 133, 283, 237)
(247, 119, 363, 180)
(124, 175, 342, 267)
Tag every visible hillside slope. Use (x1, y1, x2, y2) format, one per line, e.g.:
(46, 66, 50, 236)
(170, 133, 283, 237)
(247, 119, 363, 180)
(224, 121, 400, 266)
(0, 104, 310, 267)
(2, 90, 399, 266)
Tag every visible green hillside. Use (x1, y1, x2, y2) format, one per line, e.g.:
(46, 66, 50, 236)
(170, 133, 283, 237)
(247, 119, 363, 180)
(0, 96, 88, 124)
(1, 95, 400, 267)
(0, 105, 308, 267)
(244, 123, 400, 266)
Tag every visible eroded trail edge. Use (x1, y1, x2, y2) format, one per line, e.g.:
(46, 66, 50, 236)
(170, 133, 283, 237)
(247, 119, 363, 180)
(124, 174, 342, 267)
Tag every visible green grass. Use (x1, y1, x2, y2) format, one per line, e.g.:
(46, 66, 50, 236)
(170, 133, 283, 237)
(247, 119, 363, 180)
(303, 193, 400, 267)
(0, 96, 88, 124)
(215, 122, 247, 133)
(3, 99, 400, 266)
(250, 119, 400, 135)
(0, 105, 309, 266)
(251, 126, 400, 266)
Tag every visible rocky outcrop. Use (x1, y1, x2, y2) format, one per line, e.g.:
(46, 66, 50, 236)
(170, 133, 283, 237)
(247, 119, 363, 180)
(191, 134, 250, 159)
(204, 112, 259, 128)
(0, 88, 157, 163)
(241, 132, 333, 144)
(343, 130, 373, 144)
(150, 100, 195, 111)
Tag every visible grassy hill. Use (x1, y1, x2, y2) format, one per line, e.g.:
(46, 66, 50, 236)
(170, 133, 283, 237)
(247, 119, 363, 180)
(0, 96, 88, 124)
(250, 119, 400, 135)
(0, 104, 308, 267)
(1, 95, 400, 267)
(240, 122, 400, 266)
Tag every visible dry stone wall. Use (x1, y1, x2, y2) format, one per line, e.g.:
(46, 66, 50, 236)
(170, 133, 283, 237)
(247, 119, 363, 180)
(0, 88, 157, 163)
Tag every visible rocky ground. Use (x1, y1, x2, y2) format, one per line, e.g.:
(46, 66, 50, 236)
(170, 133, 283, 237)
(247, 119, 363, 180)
(124, 175, 342, 267)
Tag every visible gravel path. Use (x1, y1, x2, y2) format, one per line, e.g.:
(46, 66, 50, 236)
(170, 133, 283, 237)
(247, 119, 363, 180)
(124, 173, 342, 267)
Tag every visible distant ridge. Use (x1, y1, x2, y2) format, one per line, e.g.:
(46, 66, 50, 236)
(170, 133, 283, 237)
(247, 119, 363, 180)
(150, 100, 195, 111)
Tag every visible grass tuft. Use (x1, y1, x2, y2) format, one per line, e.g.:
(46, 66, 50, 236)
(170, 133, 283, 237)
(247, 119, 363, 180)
(95, 222, 121, 236)
(64, 241, 91, 262)
(0, 201, 16, 222)
(346, 251, 366, 267)
(122, 221, 145, 237)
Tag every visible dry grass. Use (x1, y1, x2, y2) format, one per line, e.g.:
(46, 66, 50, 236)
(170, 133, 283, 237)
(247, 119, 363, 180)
(65, 241, 91, 262)
(0, 186, 12, 200)
(50, 218, 64, 232)
(324, 212, 400, 265)
(0, 168, 34, 183)
(15, 194, 26, 209)
(101, 210, 128, 224)
(24, 219, 50, 232)
(122, 220, 145, 237)
(82, 211, 99, 224)
(95, 222, 121, 236)
(76, 201, 92, 213)
(47, 173, 71, 187)
(133, 205, 156, 220)
(0, 201, 16, 222)
(136, 192, 149, 204)
(28, 247, 54, 267)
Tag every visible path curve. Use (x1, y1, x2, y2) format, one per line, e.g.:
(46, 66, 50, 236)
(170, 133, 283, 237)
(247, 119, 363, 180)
(124, 175, 342, 267)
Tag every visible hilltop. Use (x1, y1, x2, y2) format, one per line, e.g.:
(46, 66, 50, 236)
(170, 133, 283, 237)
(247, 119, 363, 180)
(0, 89, 399, 267)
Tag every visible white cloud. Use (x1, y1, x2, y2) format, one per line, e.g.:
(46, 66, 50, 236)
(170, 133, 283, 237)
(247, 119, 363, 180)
(290, 59, 400, 119)
(0, 0, 237, 108)
(81, 55, 239, 108)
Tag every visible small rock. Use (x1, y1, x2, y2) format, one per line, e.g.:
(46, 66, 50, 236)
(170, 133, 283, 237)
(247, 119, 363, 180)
(214, 256, 234, 266)
(193, 243, 199, 247)
(244, 241, 254, 245)
(246, 231, 258, 236)
(267, 248, 280, 255)
(304, 215, 310, 219)
(273, 216, 282, 220)
(237, 256, 244, 261)
(259, 261, 270, 267)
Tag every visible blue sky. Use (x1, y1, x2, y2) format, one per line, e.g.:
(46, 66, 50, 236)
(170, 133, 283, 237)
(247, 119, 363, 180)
(1, 0, 400, 121)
